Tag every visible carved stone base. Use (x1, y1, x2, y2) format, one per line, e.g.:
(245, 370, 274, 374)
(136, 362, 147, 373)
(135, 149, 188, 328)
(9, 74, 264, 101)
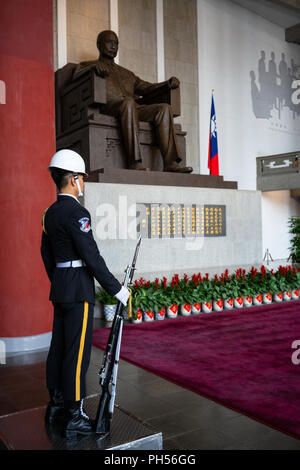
(56, 118, 187, 174)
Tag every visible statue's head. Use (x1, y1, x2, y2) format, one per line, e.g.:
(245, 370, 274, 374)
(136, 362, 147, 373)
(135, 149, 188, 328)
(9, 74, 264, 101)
(97, 30, 119, 59)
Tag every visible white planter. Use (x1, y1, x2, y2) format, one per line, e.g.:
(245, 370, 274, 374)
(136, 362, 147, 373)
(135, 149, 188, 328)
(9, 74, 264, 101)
(104, 304, 117, 322)
(273, 292, 283, 303)
(167, 304, 178, 318)
(263, 293, 272, 304)
(283, 290, 292, 301)
(191, 303, 201, 314)
(202, 300, 212, 313)
(234, 297, 244, 309)
(243, 296, 253, 307)
(253, 294, 263, 306)
(213, 299, 223, 312)
(132, 308, 143, 324)
(181, 304, 192, 316)
(155, 307, 166, 321)
(143, 310, 155, 322)
(292, 288, 300, 300)
(224, 298, 233, 310)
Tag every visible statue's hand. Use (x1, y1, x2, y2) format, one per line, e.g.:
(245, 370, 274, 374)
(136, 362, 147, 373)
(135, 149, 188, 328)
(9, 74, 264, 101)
(168, 76, 180, 89)
(94, 62, 109, 78)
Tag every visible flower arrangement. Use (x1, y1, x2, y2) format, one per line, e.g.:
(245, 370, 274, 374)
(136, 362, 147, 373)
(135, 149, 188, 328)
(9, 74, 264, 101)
(97, 265, 300, 323)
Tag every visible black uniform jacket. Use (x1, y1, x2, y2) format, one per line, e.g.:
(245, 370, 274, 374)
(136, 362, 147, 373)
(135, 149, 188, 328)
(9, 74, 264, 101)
(41, 194, 121, 304)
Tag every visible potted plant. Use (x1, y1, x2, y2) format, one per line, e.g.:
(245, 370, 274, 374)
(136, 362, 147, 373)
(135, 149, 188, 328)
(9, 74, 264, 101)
(96, 288, 118, 322)
(246, 267, 263, 306)
(220, 270, 234, 310)
(257, 265, 273, 304)
(165, 274, 180, 318)
(230, 269, 244, 309)
(130, 279, 148, 323)
(150, 278, 169, 321)
(189, 273, 203, 314)
(287, 266, 300, 299)
(211, 274, 225, 312)
(197, 273, 213, 313)
(177, 274, 193, 316)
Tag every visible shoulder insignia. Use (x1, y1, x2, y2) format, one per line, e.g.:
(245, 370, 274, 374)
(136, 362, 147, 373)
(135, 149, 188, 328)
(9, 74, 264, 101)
(78, 217, 91, 233)
(41, 208, 49, 235)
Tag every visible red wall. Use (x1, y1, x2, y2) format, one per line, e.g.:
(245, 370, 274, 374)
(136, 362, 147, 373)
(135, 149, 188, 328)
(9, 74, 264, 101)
(0, 0, 56, 337)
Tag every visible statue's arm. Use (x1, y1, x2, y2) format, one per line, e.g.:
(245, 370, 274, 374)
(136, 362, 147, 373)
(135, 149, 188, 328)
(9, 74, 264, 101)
(73, 61, 95, 80)
(72, 60, 109, 80)
(134, 75, 180, 97)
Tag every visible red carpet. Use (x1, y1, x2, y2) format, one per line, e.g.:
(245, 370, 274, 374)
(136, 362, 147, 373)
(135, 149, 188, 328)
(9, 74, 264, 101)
(93, 301, 300, 439)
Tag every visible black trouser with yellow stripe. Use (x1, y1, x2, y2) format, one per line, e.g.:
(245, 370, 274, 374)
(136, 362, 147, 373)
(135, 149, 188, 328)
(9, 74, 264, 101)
(46, 301, 94, 401)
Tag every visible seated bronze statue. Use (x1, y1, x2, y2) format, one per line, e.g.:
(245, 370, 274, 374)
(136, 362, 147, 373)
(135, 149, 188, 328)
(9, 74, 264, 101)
(73, 30, 193, 173)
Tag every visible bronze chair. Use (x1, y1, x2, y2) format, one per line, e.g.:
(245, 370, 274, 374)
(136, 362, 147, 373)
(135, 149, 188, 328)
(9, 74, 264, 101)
(55, 63, 187, 175)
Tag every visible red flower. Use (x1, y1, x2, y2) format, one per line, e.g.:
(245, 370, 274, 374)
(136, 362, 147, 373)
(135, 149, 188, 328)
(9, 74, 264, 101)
(163, 277, 167, 290)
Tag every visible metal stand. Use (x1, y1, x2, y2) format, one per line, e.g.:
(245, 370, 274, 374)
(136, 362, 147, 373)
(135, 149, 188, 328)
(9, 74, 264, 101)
(263, 248, 274, 265)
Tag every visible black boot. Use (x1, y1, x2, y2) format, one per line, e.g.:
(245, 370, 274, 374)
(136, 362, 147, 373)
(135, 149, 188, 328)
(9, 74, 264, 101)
(63, 399, 94, 439)
(45, 389, 65, 424)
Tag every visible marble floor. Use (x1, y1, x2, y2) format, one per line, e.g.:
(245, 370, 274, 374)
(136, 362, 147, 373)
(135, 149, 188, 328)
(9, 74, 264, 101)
(1, 317, 300, 450)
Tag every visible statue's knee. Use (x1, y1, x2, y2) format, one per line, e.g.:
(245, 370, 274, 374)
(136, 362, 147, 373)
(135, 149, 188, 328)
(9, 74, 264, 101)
(120, 97, 136, 111)
(154, 103, 172, 122)
(158, 103, 172, 118)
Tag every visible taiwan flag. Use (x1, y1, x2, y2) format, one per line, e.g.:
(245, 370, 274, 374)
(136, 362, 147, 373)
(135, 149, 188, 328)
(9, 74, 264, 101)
(208, 92, 219, 175)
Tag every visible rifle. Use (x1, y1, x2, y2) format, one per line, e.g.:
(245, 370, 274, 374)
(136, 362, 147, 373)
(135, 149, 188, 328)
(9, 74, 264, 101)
(95, 236, 142, 435)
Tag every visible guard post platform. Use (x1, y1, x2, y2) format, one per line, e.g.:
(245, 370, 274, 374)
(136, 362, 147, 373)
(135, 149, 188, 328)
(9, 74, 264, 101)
(0, 394, 162, 450)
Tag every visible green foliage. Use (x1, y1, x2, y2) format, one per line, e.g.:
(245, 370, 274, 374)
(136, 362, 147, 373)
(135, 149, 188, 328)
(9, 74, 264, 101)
(99, 265, 300, 318)
(95, 287, 118, 305)
(288, 216, 300, 263)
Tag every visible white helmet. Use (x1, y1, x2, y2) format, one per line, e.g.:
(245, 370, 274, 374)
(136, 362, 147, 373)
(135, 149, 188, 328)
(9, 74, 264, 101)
(48, 149, 88, 176)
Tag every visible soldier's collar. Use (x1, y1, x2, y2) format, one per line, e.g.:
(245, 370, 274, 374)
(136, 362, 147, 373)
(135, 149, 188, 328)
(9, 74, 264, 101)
(58, 193, 80, 204)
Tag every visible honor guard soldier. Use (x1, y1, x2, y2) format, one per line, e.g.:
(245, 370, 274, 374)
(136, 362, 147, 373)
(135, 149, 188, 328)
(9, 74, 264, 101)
(41, 149, 129, 438)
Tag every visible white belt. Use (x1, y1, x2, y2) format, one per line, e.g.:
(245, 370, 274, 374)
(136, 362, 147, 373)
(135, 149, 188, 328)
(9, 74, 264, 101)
(56, 260, 85, 268)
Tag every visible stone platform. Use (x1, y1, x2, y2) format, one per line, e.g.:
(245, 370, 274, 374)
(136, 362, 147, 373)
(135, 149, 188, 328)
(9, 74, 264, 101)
(88, 168, 238, 189)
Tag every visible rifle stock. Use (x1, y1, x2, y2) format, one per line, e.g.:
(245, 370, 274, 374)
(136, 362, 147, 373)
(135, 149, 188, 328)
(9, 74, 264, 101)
(95, 237, 141, 436)
(95, 301, 123, 434)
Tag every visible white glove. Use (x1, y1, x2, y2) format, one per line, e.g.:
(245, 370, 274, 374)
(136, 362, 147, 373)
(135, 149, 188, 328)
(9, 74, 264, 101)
(115, 286, 130, 306)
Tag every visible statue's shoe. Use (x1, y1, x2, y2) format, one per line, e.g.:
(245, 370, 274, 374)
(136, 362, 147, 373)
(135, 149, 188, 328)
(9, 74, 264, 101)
(129, 162, 148, 171)
(164, 164, 193, 173)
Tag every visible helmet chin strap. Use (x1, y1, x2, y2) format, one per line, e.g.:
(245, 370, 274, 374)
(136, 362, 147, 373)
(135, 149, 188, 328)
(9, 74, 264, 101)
(73, 173, 83, 197)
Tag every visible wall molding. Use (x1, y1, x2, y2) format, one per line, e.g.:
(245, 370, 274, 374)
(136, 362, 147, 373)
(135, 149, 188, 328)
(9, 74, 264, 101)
(57, 0, 67, 68)
(110, 0, 119, 64)
(1, 332, 52, 354)
(156, 0, 165, 82)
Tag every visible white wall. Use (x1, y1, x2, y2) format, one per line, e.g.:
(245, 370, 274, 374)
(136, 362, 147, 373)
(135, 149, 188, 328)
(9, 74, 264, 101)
(197, 0, 300, 259)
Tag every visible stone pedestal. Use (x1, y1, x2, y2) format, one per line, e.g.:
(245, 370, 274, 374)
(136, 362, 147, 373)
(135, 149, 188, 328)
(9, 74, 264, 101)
(83, 182, 262, 283)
